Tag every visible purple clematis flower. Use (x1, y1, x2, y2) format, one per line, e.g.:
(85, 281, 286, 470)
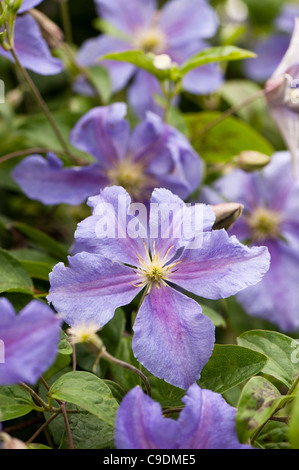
(47, 186, 270, 389)
(264, 18, 299, 172)
(0, 298, 62, 385)
(12, 102, 202, 205)
(201, 151, 299, 332)
(244, 4, 299, 83)
(0, 0, 63, 75)
(75, 0, 223, 118)
(115, 384, 251, 449)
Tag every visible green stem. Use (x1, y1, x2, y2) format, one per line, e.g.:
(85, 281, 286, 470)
(60, 402, 74, 449)
(59, 0, 73, 44)
(0, 147, 79, 164)
(20, 382, 51, 411)
(101, 347, 152, 397)
(26, 412, 60, 445)
(10, 47, 74, 162)
(190, 89, 265, 143)
(61, 43, 102, 104)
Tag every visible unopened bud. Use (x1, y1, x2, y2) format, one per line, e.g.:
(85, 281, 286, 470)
(211, 202, 244, 230)
(236, 151, 271, 172)
(29, 9, 64, 49)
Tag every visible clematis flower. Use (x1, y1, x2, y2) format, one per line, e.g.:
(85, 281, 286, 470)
(0, 298, 62, 385)
(12, 103, 202, 205)
(47, 186, 270, 389)
(264, 18, 299, 172)
(201, 151, 299, 332)
(0, 0, 63, 75)
(75, 0, 223, 118)
(244, 4, 299, 82)
(115, 384, 251, 449)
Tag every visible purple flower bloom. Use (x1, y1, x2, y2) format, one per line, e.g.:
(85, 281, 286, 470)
(12, 103, 202, 205)
(47, 186, 270, 389)
(201, 151, 299, 332)
(75, 0, 223, 118)
(265, 18, 299, 169)
(0, 298, 62, 385)
(115, 384, 251, 449)
(244, 4, 299, 83)
(0, 0, 63, 75)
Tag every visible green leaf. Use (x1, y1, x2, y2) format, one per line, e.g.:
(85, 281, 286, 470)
(0, 385, 35, 421)
(103, 380, 126, 403)
(220, 80, 265, 123)
(201, 304, 226, 328)
(13, 223, 68, 262)
(289, 388, 299, 449)
(180, 46, 256, 75)
(0, 249, 33, 294)
(49, 371, 119, 426)
(58, 331, 73, 356)
(27, 443, 52, 449)
(46, 408, 115, 449)
(257, 421, 290, 449)
(101, 50, 175, 81)
(88, 65, 112, 104)
(42, 354, 71, 381)
(197, 344, 268, 394)
(237, 330, 299, 388)
(236, 376, 293, 443)
(185, 112, 274, 164)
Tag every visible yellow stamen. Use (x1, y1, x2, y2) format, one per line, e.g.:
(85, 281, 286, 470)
(246, 207, 282, 241)
(133, 243, 183, 289)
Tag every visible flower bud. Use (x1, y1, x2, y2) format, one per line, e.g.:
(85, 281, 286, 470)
(29, 9, 64, 49)
(236, 151, 271, 172)
(211, 202, 244, 231)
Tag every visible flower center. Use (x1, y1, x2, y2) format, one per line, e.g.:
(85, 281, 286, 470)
(133, 242, 183, 291)
(247, 207, 282, 241)
(107, 159, 147, 199)
(134, 27, 167, 53)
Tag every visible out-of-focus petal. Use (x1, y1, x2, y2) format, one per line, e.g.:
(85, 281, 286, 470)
(176, 385, 251, 449)
(244, 35, 290, 82)
(0, 300, 61, 385)
(0, 15, 63, 75)
(128, 70, 163, 119)
(132, 285, 215, 389)
(238, 239, 299, 332)
(159, 0, 218, 47)
(273, 18, 299, 77)
(18, 0, 43, 14)
(70, 103, 130, 165)
(182, 63, 223, 95)
(75, 35, 135, 94)
(95, 0, 156, 35)
(115, 386, 178, 449)
(12, 153, 107, 206)
(48, 252, 139, 328)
